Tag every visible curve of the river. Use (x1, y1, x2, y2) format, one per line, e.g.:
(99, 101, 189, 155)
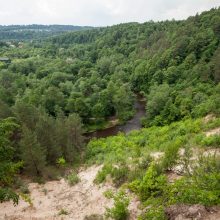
(86, 94, 146, 140)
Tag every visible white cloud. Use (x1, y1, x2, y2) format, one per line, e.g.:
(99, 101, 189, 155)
(0, 0, 219, 26)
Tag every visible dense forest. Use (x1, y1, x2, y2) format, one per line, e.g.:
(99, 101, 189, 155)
(0, 25, 93, 41)
(0, 7, 220, 219)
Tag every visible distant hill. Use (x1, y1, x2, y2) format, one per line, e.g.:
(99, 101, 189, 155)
(0, 25, 94, 41)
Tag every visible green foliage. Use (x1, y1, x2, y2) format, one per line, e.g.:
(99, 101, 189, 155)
(94, 164, 129, 187)
(168, 154, 220, 206)
(66, 172, 80, 186)
(20, 126, 46, 176)
(94, 164, 113, 184)
(1, 8, 219, 130)
(58, 208, 69, 215)
(137, 164, 167, 201)
(200, 135, 220, 147)
(112, 166, 129, 187)
(56, 157, 66, 167)
(86, 118, 203, 166)
(138, 205, 167, 220)
(0, 188, 19, 205)
(0, 8, 220, 211)
(161, 139, 182, 171)
(0, 118, 22, 204)
(105, 191, 130, 220)
(19, 184, 30, 194)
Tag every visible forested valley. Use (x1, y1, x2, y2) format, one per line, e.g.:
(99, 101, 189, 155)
(0, 7, 220, 220)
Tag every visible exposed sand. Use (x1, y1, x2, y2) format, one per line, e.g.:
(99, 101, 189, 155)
(0, 166, 114, 220)
(0, 165, 141, 220)
(205, 127, 220, 137)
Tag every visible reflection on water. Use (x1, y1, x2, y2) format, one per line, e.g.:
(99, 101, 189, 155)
(86, 95, 146, 140)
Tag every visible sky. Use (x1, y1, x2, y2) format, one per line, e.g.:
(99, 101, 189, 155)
(0, 0, 220, 26)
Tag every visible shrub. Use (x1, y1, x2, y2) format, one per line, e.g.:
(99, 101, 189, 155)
(67, 172, 80, 186)
(161, 139, 182, 171)
(105, 191, 130, 220)
(56, 157, 66, 167)
(200, 135, 220, 147)
(58, 208, 68, 215)
(111, 165, 129, 187)
(138, 154, 153, 169)
(168, 155, 220, 206)
(94, 164, 113, 184)
(138, 205, 167, 220)
(19, 184, 30, 194)
(138, 164, 167, 201)
(44, 166, 61, 180)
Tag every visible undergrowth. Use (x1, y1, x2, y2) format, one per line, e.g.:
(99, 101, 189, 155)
(86, 117, 220, 219)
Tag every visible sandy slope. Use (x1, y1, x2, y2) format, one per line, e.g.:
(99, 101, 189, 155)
(0, 166, 114, 220)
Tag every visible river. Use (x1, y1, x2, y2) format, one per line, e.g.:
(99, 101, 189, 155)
(86, 95, 146, 139)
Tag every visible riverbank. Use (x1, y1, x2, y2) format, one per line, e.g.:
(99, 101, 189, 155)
(85, 94, 146, 139)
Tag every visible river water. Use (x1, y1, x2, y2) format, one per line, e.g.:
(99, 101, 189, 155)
(86, 95, 146, 139)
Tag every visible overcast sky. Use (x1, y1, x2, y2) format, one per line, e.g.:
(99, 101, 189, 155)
(0, 0, 220, 26)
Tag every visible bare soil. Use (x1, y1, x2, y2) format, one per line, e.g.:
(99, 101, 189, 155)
(0, 166, 113, 220)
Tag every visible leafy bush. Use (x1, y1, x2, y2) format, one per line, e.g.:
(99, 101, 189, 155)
(168, 155, 220, 206)
(138, 205, 167, 220)
(105, 191, 130, 220)
(200, 135, 220, 147)
(66, 172, 80, 186)
(138, 164, 167, 201)
(56, 157, 66, 167)
(161, 139, 182, 171)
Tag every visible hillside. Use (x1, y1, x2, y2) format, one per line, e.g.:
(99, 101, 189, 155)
(0, 7, 219, 220)
(0, 25, 93, 41)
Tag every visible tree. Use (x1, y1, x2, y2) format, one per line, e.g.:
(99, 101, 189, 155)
(113, 84, 134, 121)
(0, 118, 22, 204)
(20, 127, 46, 176)
(65, 114, 84, 162)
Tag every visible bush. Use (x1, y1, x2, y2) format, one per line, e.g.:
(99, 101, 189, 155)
(138, 164, 167, 201)
(138, 154, 153, 169)
(58, 208, 68, 215)
(56, 157, 66, 167)
(111, 165, 129, 187)
(200, 135, 220, 147)
(94, 164, 113, 184)
(161, 139, 182, 171)
(44, 166, 61, 180)
(138, 205, 167, 220)
(105, 191, 130, 220)
(66, 172, 80, 186)
(19, 184, 30, 194)
(168, 155, 220, 206)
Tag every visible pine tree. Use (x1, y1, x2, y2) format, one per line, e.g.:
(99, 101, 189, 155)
(65, 113, 84, 162)
(20, 126, 46, 176)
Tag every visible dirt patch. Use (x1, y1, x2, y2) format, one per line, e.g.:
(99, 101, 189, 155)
(166, 171, 182, 183)
(150, 151, 164, 160)
(0, 165, 141, 220)
(205, 127, 220, 137)
(203, 114, 216, 123)
(0, 166, 113, 220)
(166, 204, 220, 220)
